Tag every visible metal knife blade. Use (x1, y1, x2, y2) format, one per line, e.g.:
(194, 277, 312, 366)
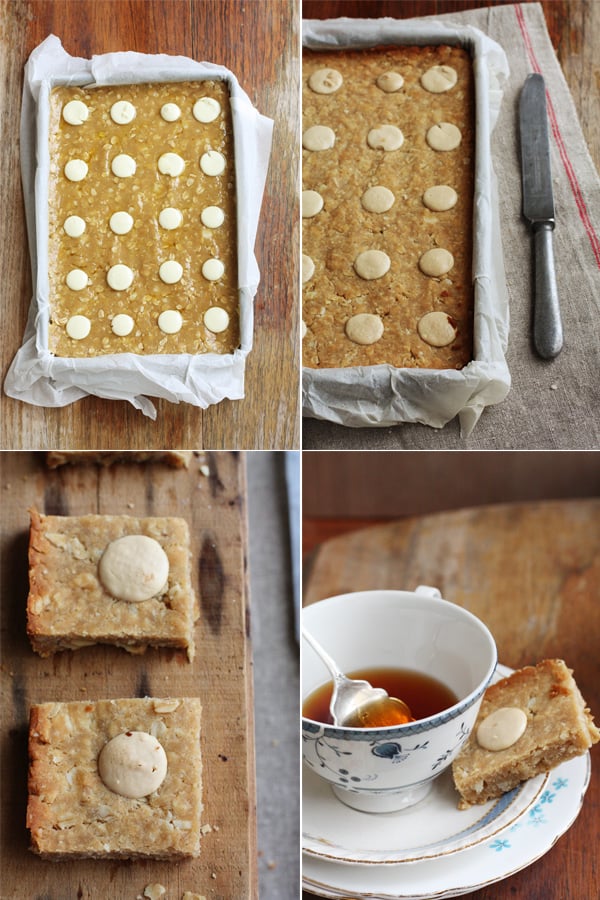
(519, 73, 563, 358)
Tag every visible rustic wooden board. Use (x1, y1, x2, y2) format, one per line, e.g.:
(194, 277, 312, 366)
(0, 451, 256, 900)
(0, 0, 300, 450)
(302, 500, 600, 900)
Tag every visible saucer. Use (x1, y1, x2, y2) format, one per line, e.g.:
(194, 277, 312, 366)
(302, 663, 592, 898)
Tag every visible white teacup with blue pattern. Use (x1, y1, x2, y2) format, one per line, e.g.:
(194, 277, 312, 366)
(302, 587, 497, 813)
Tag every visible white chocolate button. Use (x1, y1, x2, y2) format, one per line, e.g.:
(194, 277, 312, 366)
(99, 534, 169, 602)
(423, 185, 458, 212)
(354, 249, 390, 280)
(202, 258, 225, 281)
(426, 122, 462, 151)
(308, 68, 343, 94)
(110, 100, 136, 124)
(62, 100, 89, 125)
(111, 313, 135, 336)
(158, 152, 185, 176)
(109, 211, 134, 235)
(63, 215, 86, 237)
(419, 248, 454, 277)
(200, 206, 224, 228)
(193, 97, 221, 122)
(302, 125, 335, 151)
(476, 707, 528, 751)
(98, 732, 168, 799)
(66, 315, 91, 340)
(301, 320, 307, 339)
(66, 269, 89, 291)
(345, 313, 384, 345)
(159, 260, 183, 284)
(204, 307, 229, 333)
(158, 207, 183, 230)
(302, 254, 315, 284)
(64, 159, 88, 182)
(199, 151, 226, 176)
(361, 186, 395, 213)
(158, 309, 183, 334)
(107, 264, 134, 291)
(421, 65, 458, 94)
(160, 102, 181, 122)
(302, 190, 324, 218)
(111, 154, 136, 177)
(417, 311, 458, 347)
(367, 125, 404, 151)
(376, 71, 404, 93)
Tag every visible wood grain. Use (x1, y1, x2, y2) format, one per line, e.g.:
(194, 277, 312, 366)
(301, 0, 600, 171)
(0, 451, 257, 899)
(301, 500, 600, 900)
(0, 0, 300, 450)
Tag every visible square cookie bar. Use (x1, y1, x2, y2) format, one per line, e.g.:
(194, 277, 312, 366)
(27, 697, 202, 859)
(452, 659, 600, 806)
(27, 509, 198, 659)
(48, 80, 238, 357)
(302, 45, 475, 370)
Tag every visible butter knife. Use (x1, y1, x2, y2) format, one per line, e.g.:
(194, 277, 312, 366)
(519, 73, 563, 358)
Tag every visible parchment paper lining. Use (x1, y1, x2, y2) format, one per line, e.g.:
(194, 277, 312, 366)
(302, 18, 510, 436)
(4, 35, 274, 419)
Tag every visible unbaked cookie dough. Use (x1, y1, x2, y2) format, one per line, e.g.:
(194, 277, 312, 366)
(421, 65, 458, 93)
(345, 313, 384, 345)
(308, 68, 343, 94)
(417, 311, 458, 347)
(302, 190, 324, 218)
(419, 248, 454, 277)
(98, 534, 170, 603)
(423, 185, 458, 211)
(354, 249, 391, 280)
(303, 125, 336, 151)
(426, 122, 462, 151)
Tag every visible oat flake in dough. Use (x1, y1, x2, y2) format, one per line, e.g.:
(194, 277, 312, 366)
(98, 534, 170, 603)
(345, 313, 384, 345)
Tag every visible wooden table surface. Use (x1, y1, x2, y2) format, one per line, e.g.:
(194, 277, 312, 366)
(0, 0, 300, 450)
(0, 451, 257, 899)
(301, 500, 600, 900)
(301, 0, 599, 170)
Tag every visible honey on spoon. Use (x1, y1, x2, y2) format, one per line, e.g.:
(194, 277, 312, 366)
(302, 627, 414, 728)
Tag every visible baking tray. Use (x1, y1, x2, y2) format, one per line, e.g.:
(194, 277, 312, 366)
(0, 451, 256, 898)
(302, 18, 511, 436)
(4, 36, 273, 419)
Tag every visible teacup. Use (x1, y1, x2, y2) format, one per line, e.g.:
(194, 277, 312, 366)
(302, 587, 497, 813)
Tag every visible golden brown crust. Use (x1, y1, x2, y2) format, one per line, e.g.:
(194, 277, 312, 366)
(48, 81, 238, 358)
(302, 44, 474, 370)
(27, 698, 202, 859)
(452, 660, 600, 806)
(27, 509, 198, 659)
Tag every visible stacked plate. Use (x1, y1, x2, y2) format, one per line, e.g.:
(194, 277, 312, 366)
(302, 665, 591, 899)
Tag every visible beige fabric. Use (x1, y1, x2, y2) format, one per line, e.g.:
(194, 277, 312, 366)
(304, 3, 600, 449)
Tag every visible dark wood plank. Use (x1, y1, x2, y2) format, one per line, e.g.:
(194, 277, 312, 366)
(0, 0, 300, 449)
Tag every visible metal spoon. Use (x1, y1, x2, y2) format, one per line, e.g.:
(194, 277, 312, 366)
(302, 627, 413, 727)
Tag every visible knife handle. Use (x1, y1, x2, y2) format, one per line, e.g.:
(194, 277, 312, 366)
(533, 222, 563, 358)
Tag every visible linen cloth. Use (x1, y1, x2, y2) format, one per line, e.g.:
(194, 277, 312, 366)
(303, 2, 600, 449)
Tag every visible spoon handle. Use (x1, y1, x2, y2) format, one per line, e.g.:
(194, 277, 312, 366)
(301, 627, 343, 682)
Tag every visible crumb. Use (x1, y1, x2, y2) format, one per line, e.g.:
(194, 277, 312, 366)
(267, 860, 277, 870)
(550, 383, 558, 390)
(199, 464, 210, 477)
(213, 824, 220, 831)
(143, 885, 166, 900)
(4, 483, 11, 490)
(200, 823, 213, 834)
(127, 501, 135, 508)
(211, 872, 217, 879)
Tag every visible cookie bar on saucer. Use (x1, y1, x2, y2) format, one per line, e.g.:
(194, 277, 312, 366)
(452, 659, 599, 806)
